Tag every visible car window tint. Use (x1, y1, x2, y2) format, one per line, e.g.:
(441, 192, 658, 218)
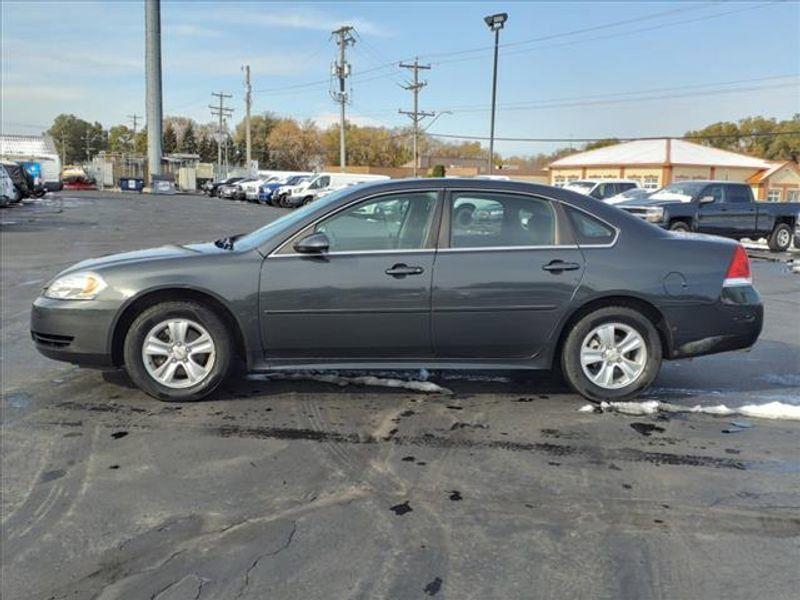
(316, 191, 437, 252)
(619, 183, 636, 192)
(725, 186, 750, 203)
(450, 192, 555, 248)
(705, 185, 725, 203)
(566, 207, 615, 245)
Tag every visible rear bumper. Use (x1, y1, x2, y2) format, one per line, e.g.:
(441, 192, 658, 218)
(30, 297, 118, 367)
(662, 286, 763, 359)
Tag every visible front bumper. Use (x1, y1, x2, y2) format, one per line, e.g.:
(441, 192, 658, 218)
(30, 296, 119, 367)
(663, 286, 763, 359)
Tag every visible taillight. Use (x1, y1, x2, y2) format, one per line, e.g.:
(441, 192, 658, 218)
(723, 244, 752, 286)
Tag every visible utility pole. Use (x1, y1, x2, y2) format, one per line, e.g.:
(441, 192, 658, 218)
(83, 132, 96, 162)
(209, 92, 233, 177)
(399, 58, 434, 178)
(242, 65, 252, 168)
(145, 0, 163, 183)
(127, 113, 141, 137)
(331, 26, 355, 171)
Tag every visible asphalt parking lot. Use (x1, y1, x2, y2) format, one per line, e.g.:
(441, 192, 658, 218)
(2, 191, 799, 600)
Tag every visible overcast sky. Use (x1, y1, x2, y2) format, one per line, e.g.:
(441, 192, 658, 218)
(2, 1, 799, 155)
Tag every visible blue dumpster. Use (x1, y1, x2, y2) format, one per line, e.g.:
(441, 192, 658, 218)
(119, 178, 144, 192)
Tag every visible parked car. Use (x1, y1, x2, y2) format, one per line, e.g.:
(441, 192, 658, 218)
(1, 163, 19, 206)
(205, 177, 244, 198)
(218, 178, 256, 200)
(280, 173, 391, 208)
(606, 187, 656, 205)
(563, 179, 639, 201)
(31, 179, 763, 403)
(257, 173, 312, 205)
(1, 161, 35, 200)
(617, 181, 800, 252)
(244, 177, 279, 202)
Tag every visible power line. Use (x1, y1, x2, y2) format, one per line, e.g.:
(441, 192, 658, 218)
(432, 1, 779, 68)
(425, 130, 800, 143)
(249, 2, 780, 97)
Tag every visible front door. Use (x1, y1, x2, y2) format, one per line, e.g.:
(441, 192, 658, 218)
(696, 184, 733, 235)
(259, 190, 441, 358)
(432, 190, 584, 359)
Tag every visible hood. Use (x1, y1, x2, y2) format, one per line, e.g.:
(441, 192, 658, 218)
(62, 242, 226, 275)
(616, 197, 687, 209)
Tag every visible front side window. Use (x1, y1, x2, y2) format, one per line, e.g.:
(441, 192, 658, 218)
(316, 191, 438, 252)
(704, 185, 725, 203)
(450, 192, 555, 248)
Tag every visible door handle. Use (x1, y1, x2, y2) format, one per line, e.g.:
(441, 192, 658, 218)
(385, 264, 424, 277)
(542, 260, 580, 273)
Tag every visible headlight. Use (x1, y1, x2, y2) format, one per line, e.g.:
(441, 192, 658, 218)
(45, 271, 107, 300)
(644, 207, 664, 223)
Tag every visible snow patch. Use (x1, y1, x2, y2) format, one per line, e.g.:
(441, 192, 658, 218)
(591, 399, 800, 421)
(248, 372, 452, 394)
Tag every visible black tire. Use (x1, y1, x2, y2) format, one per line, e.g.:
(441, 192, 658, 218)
(561, 306, 662, 402)
(767, 223, 792, 252)
(669, 220, 690, 233)
(123, 300, 233, 402)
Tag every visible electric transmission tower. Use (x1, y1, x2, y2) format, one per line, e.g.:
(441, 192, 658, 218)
(399, 58, 434, 177)
(331, 26, 356, 170)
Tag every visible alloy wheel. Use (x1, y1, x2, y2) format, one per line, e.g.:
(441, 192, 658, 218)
(580, 322, 647, 390)
(141, 318, 216, 389)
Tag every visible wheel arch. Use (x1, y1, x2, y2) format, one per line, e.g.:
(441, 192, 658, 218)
(552, 294, 672, 367)
(110, 286, 248, 367)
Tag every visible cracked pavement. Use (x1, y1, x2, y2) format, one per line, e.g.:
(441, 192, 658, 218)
(2, 192, 799, 599)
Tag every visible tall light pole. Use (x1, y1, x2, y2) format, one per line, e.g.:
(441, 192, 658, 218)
(145, 0, 163, 183)
(484, 12, 507, 175)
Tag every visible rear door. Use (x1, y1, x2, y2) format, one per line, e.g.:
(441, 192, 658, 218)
(431, 190, 584, 359)
(722, 184, 758, 236)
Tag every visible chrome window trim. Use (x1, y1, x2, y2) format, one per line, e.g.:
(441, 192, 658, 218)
(445, 187, 620, 250)
(438, 244, 580, 253)
(267, 186, 621, 259)
(272, 248, 438, 259)
(267, 188, 442, 258)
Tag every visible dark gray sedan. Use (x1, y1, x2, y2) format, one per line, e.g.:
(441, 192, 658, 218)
(31, 179, 763, 402)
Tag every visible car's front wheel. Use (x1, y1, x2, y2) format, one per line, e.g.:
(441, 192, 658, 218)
(561, 306, 662, 402)
(123, 300, 232, 401)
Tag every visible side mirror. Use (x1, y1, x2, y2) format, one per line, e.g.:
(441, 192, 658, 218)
(699, 195, 716, 204)
(293, 232, 330, 254)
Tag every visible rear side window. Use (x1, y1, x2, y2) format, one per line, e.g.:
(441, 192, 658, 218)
(566, 207, 616, 245)
(619, 183, 637, 192)
(725, 185, 751, 203)
(450, 192, 556, 248)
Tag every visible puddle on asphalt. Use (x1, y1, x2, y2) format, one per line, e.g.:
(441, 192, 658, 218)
(390, 501, 413, 516)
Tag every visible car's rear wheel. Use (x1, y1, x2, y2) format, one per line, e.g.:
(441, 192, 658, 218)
(123, 300, 232, 402)
(561, 306, 662, 402)
(768, 223, 792, 252)
(669, 220, 690, 233)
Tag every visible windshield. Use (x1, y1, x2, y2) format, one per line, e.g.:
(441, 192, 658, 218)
(564, 181, 595, 191)
(286, 175, 310, 185)
(650, 182, 705, 202)
(233, 185, 362, 251)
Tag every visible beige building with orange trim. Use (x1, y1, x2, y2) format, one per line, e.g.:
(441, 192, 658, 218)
(549, 138, 800, 202)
